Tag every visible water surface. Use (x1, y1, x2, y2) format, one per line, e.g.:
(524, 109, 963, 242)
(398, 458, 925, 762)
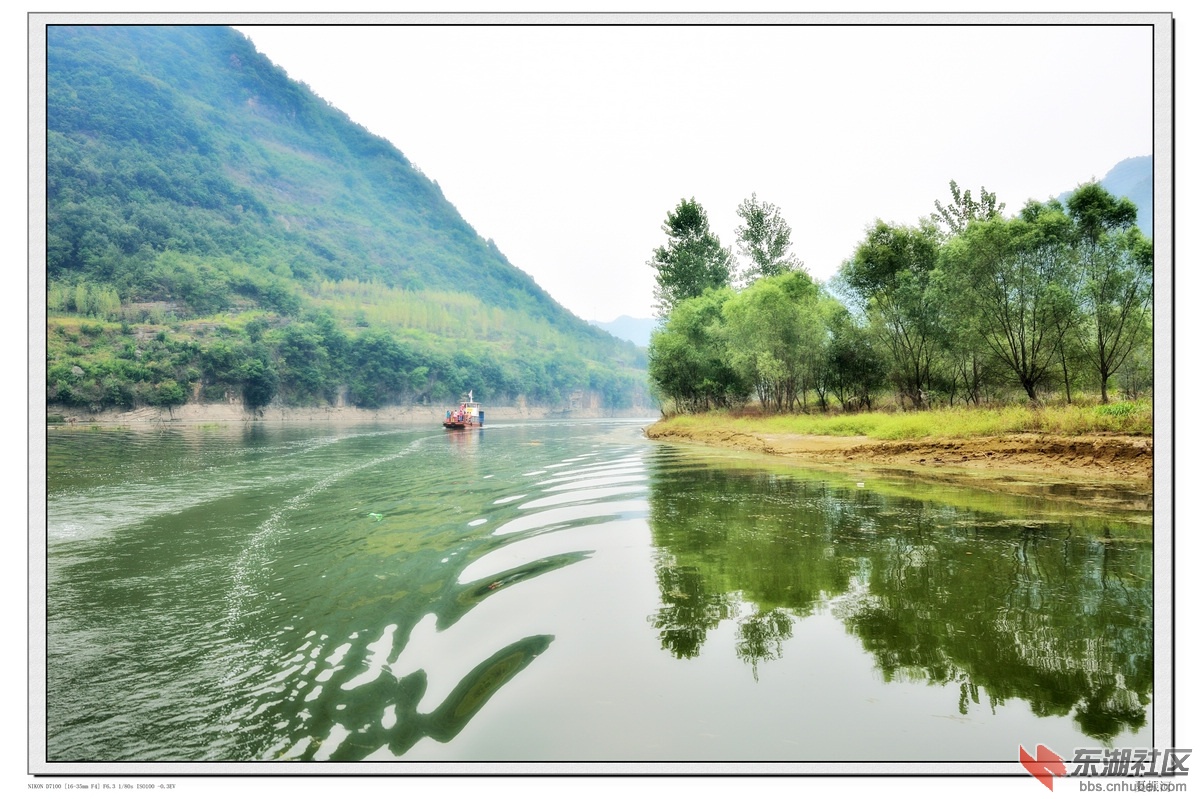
(44, 419, 1152, 762)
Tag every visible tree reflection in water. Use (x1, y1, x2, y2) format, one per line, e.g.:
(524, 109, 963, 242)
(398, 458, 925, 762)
(646, 449, 1152, 742)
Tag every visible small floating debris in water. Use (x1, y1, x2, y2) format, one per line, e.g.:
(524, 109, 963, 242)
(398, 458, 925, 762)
(368, 513, 383, 521)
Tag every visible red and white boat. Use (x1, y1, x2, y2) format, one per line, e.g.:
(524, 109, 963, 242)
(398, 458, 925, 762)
(443, 391, 484, 429)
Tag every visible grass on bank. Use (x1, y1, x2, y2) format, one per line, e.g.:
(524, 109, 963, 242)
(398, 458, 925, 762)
(651, 400, 1153, 440)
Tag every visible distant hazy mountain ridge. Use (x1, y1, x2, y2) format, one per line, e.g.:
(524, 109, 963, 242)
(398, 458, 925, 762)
(589, 316, 658, 348)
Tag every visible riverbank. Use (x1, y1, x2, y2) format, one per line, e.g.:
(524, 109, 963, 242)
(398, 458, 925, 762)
(46, 401, 659, 426)
(645, 417, 1154, 487)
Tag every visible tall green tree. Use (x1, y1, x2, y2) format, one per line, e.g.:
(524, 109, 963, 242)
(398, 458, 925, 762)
(942, 201, 1077, 402)
(1065, 183, 1153, 403)
(824, 306, 885, 411)
(734, 193, 802, 286)
(927, 266, 999, 406)
(840, 221, 943, 408)
(649, 198, 733, 318)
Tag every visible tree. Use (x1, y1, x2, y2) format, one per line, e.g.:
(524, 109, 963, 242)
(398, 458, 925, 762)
(734, 194, 802, 286)
(928, 266, 1000, 406)
(723, 271, 822, 412)
(274, 323, 334, 404)
(239, 350, 278, 412)
(824, 306, 885, 411)
(647, 288, 745, 412)
(148, 378, 187, 418)
(840, 221, 943, 408)
(931, 180, 1005, 238)
(649, 198, 733, 318)
(942, 202, 1077, 402)
(1066, 182, 1138, 242)
(1065, 183, 1153, 403)
(346, 328, 410, 408)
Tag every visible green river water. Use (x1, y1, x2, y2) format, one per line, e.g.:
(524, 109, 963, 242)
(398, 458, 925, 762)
(43, 419, 1154, 763)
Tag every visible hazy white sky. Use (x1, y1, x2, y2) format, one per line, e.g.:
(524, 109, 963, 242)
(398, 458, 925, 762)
(235, 21, 1154, 322)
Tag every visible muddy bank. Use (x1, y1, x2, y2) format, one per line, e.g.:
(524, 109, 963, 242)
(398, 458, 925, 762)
(645, 422, 1154, 491)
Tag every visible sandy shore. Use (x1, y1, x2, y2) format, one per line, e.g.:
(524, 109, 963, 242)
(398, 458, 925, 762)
(645, 423, 1154, 487)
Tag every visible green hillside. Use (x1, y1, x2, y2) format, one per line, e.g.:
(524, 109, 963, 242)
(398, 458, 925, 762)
(45, 25, 648, 414)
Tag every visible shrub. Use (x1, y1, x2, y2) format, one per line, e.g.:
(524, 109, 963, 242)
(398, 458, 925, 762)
(1095, 402, 1137, 419)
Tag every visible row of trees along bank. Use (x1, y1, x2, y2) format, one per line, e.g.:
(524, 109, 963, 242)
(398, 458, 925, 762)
(647, 183, 1152, 415)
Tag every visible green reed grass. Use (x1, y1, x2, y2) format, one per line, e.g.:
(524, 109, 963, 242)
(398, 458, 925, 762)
(653, 400, 1152, 440)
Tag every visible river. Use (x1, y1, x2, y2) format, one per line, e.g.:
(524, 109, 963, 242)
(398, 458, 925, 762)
(43, 419, 1153, 764)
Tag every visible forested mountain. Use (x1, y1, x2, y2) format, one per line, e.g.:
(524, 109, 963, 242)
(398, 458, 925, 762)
(45, 25, 648, 413)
